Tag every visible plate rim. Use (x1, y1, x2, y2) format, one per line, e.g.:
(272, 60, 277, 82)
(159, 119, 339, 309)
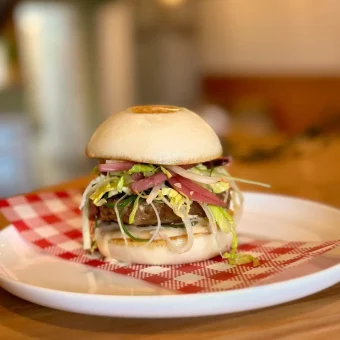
(0, 262, 339, 318)
(0, 256, 339, 298)
(244, 191, 340, 213)
(0, 192, 339, 300)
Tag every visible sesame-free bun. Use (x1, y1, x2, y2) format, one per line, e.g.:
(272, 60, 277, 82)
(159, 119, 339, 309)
(86, 105, 222, 165)
(95, 226, 233, 265)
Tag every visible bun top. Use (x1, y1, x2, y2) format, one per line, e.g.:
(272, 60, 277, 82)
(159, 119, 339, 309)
(85, 105, 222, 165)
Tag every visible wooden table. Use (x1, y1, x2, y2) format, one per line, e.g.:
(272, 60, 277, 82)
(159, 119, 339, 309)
(0, 137, 339, 339)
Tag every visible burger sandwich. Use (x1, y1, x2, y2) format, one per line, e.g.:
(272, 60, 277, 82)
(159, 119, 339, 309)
(80, 105, 267, 265)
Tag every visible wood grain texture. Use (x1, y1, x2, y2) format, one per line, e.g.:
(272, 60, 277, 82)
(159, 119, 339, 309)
(0, 140, 339, 340)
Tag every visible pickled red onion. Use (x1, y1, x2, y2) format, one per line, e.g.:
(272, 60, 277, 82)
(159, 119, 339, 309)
(168, 176, 225, 207)
(99, 161, 136, 172)
(130, 173, 167, 193)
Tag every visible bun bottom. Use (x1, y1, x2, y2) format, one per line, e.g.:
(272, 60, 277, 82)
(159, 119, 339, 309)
(95, 228, 233, 265)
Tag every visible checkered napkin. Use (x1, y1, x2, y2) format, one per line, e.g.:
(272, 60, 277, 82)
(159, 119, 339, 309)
(0, 190, 339, 294)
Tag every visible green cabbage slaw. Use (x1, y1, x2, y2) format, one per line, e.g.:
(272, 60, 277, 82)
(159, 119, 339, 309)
(81, 162, 267, 267)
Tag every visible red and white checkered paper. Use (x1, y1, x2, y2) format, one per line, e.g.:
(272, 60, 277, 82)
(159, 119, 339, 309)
(0, 190, 339, 294)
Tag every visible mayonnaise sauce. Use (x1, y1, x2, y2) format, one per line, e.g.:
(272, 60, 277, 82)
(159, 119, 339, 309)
(95, 218, 210, 253)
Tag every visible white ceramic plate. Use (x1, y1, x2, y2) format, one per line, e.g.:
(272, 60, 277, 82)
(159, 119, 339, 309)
(0, 193, 339, 318)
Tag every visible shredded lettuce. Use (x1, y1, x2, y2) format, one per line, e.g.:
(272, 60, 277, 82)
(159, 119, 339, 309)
(88, 174, 132, 206)
(208, 204, 260, 267)
(128, 164, 156, 176)
(96, 198, 108, 206)
(207, 205, 233, 233)
(92, 165, 100, 175)
(189, 165, 229, 194)
(223, 251, 260, 267)
(129, 195, 140, 224)
(223, 229, 260, 266)
(89, 180, 118, 205)
(191, 164, 270, 189)
(189, 165, 210, 176)
(108, 190, 119, 198)
(160, 166, 172, 178)
(195, 164, 208, 171)
(158, 188, 189, 216)
(90, 240, 98, 253)
(117, 176, 125, 193)
(209, 181, 230, 194)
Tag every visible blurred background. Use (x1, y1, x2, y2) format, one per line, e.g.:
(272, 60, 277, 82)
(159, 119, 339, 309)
(0, 0, 339, 198)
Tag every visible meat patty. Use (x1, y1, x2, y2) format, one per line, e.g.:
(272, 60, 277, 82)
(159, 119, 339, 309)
(95, 190, 231, 226)
(98, 199, 205, 225)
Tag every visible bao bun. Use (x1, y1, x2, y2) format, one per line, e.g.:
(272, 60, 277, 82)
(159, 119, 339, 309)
(85, 105, 222, 165)
(85, 105, 237, 265)
(95, 226, 233, 265)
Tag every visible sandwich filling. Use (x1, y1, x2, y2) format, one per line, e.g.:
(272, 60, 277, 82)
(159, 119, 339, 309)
(80, 157, 269, 265)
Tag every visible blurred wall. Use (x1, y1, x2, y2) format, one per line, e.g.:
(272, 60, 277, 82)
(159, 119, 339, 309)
(197, 0, 340, 133)
(197, 0, 340, 74)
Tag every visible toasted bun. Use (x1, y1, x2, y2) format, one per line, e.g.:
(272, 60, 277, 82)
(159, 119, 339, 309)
(95, 227, 232, 265)
(86, 105, 222, 165)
